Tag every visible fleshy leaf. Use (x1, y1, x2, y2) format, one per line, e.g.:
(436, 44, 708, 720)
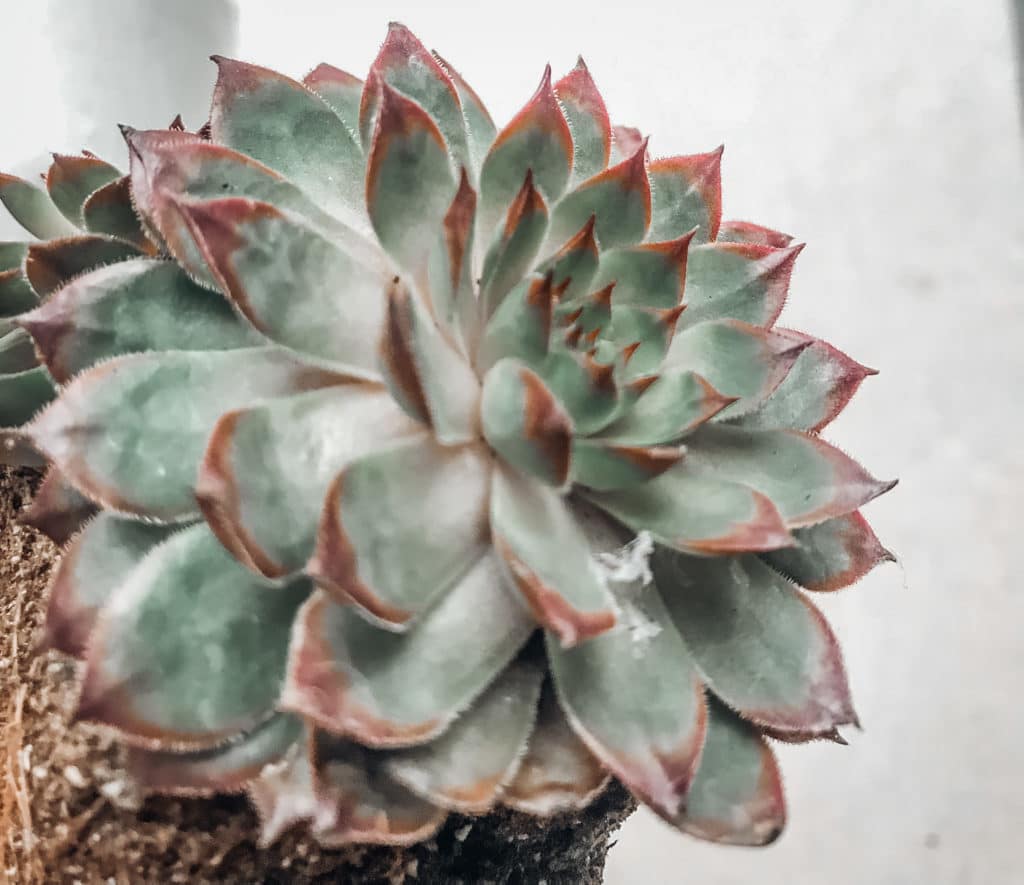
(77, 524, 309, 749)
(718, 220, 794, 248)
(599, 370, 735, 445)
(303, 63, 363, 130)
(478, 274, 557, 372)
(30, 349, 350, 521)
(647, 149, 723, 243)
(385, 660, 543, 812)
(432, 52, 497, 175)
(0, 270, 38, 318)
(81, 175, 154, 252)
(0, 366, 55, 428)
(46, 154, 120, 227)
(480, 359, 573, 486)
(310, 437, 490, 627)
(379, 280, 480, 442)
(177, 197, 387, 374)
(678, 242, 803, 329)
(282, 556, 534, 746)
(18, 258, 258, 384)
(610, 125, 644, 164)
(538, 215, 599, 303)
(480, 170, 549, 315)
(503, 686, 610, 815)
(675, 699, 785, 846)
(359, 23, 468, 170)
(589, 462, 792, 554)
(209, 57, 365, 225)
(23, 235, 142, 298)
(683, 424, 896, 528)
(664, 319, 808, 419)
(591, 232, 694, 310)
(654, 551, 858, 733)
(491, 467, 616, 645)
(197, 385, 419, 579)
(555, 58, 611, 183)
(479, 66, 573, 234)
(426, 169, 478, 351)
(42, 513, 178, 657)
(0, 173, 77, 238)
(548, 142, 651, 250)
(0, 328, 36, 375)
(570, 439, 683, 491)
(366, 84, 456, 274)
(0, 241, 28, 272)
(762, 511, 894, 592)
(127, 714, 303, 796)
(605, 303, 685, 377)
(547, 506, 706, 817)
(735, 329, 877, 433)
(19, 467, 97, 544)
(313, 735, 447, 846)
(538, 348, 620, 435)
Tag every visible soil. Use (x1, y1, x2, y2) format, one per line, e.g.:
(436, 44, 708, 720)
(0, 467, 635, 884)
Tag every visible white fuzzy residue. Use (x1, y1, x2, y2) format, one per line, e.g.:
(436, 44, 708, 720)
(590, 531, 662, 657)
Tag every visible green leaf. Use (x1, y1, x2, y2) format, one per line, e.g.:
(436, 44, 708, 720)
(385, 660, 543, 812)
(481, 359, 573, 487)
(555, 59, 611, 184)
(664, 319, 808, 419)
(547, 506, 706, 818)
(678, 242, 802, 329)
(0, 173, 77, 239)
(0, 270, 39, 318)
(46, 154, 120, 227)
(77, 523, 309, 749)
(426, 169, 478, 353)
(359, 23, 469, 171)
(303, 63, 363, 132)
(81, 175, 153, 251)
(762, 511, 894, 592)
(0, 366, 55, 428)
(590, 233, 693, 310)
(19, 467, 97, 545)
(434, 52, 497, 178)
(23, 234, 142, 298)
(379, 281, 480, 443)
(312, 735, 447, 847)
(478, 274, 556, 373)
(209, 57, 365, 226)
(683, 424, 896, 528)
(30, 348, 351, 521)
(588, 462, 792, 554)
(310, 438, 490, 628)
(647, 150, 722, 244)
(177, 197, 388, 375)
(653, 551, 858, 733)
(503, 686, 609, 815)
(283, 557, 534, 746)
(19, 258, 258, 384)
(548, 144, 651, 250)
(538, 348, 621, 436)
(366, 84, 456, 274)
(127, 714, 303, 796)
(43, 512, 178, 658)
(197, 385, 420, 579)
(734, 329, 877, 433)
(479, 66, 573, 236)
(675, 699, 785, 846)
(537, 215, 599, 303)
(0, 241, 28, 272)
(0, 327, 37, 375)
(599, 369, 734, 446)
(491, 467, 616, 646)
(605, 304, 684, 378)
(570, 439, 683, 491)
(480, 170, 549, 316)
(718, 220, 794, 248)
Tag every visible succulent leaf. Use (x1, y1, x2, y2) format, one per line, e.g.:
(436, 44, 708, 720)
(647, 149, 723, 244)
(23, 234, 143, 298)
(0, 366, 55, 428)
(81, 175, 156, 251)
(491, 467, 616, 645)
(303, 63, 364, 132)
(0, 328, 37, 375)
(0, 241, 29, 272)
(18, 466, 97, 544)
(0, 172, 77, 238)
(432, 52, 497, 176)
(654, 551, 858, 733)
(77, 523, 309, 749)
(310, 438, 490, 627)
(0, 269, 39, 317)
(555, 58, 612, 184)
(591, 232, 694, 310)
(45, 154, 120, 227)
(385, 660, 544, 812)
(426, 169, 478, 352)
(718, 220, 794, 248)
(570, 439, 683, 491)
(539, 214, 599, 302)
(283, 557, 534, 746)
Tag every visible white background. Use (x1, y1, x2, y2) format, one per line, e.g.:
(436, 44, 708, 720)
(2, 2, 1022, 883)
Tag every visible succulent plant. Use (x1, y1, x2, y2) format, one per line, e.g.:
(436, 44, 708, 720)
(1, 23, 896, 849)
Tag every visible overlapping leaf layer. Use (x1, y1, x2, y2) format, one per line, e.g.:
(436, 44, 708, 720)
(1, 23, 895, 848)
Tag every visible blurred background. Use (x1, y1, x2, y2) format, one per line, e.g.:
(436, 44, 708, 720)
(1, 1, 1021, 882)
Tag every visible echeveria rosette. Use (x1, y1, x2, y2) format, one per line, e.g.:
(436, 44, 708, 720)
(0, 23, 897, 848)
